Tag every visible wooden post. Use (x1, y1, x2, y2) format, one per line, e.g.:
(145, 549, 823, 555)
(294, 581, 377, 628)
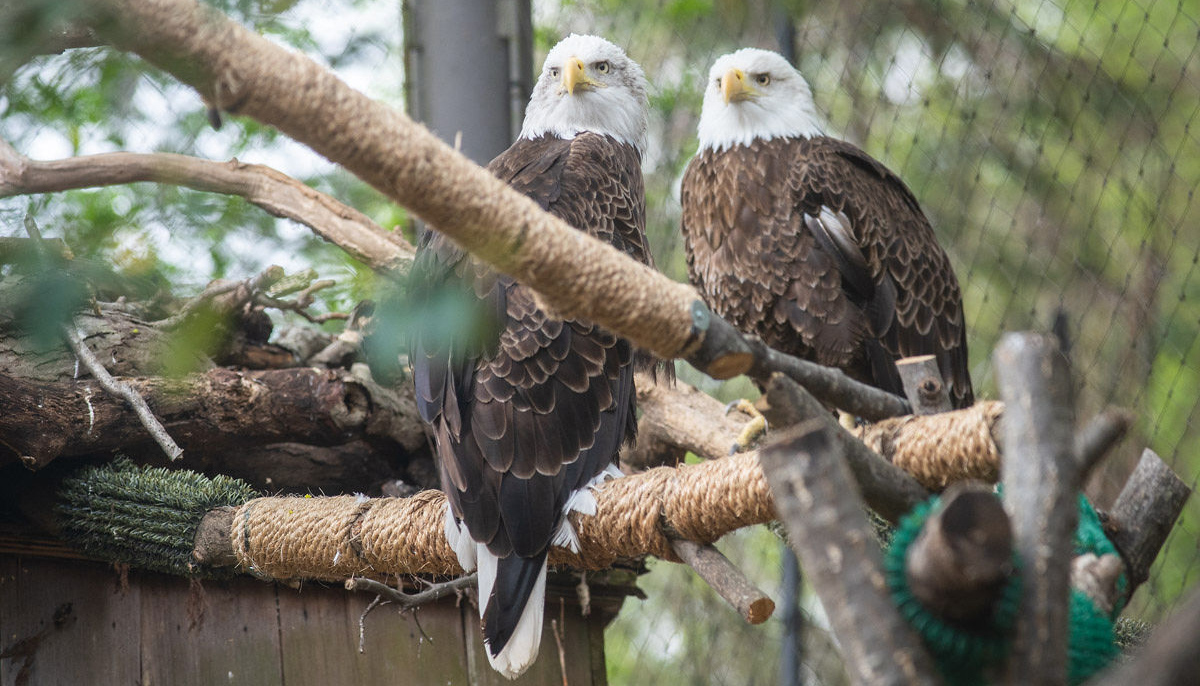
(760, 422, 939, 685)
(995, 332, 1078, 686)
(896, 355, 953, 415)
(905, 482, 1013, 626)
(1106, 448, 1191, 596)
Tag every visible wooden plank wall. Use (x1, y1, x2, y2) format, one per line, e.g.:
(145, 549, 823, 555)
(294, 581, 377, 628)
(0, 555, 610, 685)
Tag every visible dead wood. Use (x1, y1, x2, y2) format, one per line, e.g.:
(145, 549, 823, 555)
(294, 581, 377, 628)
(621, 372, 746, 469)
(760, 373, 930, 523)
(1073, 408, 1134, 476)
(668, 538, 775, 625)
(760, 422, 939, 685)
(904, 482, 1013, 627)
(0, 138, 413, 274)
(1104, 448, 1191, 598)
(0, 366, 423, 469)
(995, 332, 1079, 685)
(896, 355, 953, 415)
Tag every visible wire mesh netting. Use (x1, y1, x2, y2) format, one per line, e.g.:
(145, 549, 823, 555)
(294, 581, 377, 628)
(1, 0, 1198, 683)
(525, 0, 1199, 682)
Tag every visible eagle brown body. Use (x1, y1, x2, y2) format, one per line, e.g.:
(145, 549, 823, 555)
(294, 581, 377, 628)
(681, 135, 973, 407)
(410, 133, 650, 668)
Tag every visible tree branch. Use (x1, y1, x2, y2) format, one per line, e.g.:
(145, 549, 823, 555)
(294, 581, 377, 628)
(59, 321, 184, 461)
(760, 422, 939, 685)
(0, 366, 424, 469)
(0, 138, 413, 274)
(1104, 448, 1191, 598)
(344, 575, 477, 611)
(995, 333, 1078, 685)
(668, 538, 775, 625)
(760, 373, 930, 523)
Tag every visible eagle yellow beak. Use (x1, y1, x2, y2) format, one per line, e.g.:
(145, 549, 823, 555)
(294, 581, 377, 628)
(563, 57, 594, 94)
(722, 67, 753, 104)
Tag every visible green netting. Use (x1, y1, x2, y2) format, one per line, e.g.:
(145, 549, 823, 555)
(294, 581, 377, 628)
(886, 492, 1123, 685)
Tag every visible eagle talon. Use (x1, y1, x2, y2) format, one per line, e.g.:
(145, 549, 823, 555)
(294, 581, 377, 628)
(725, 399, 769, 453)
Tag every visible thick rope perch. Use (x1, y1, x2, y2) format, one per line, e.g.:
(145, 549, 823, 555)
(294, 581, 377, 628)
(853, 401, 1004, 490)
(224, 454, 775, 580)
(217, 401, 1011, 582)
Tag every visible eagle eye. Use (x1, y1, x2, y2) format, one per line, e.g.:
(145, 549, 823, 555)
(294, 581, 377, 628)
(594, 60, 611, 74)
(549, 67, 561, 78)
(755, 73, 771, 86)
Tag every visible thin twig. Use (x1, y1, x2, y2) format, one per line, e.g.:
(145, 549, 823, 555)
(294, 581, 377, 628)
(344, 575, 477, 611)
(553, 604, 569, 686)
(60, 322, 184, 460)
(154, 277, 261, 330)
(253, 278, 348, 324)
(23, 214, 183, 461)
(358, 594, 386, 653)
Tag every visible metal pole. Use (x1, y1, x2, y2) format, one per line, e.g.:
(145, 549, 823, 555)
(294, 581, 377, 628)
(403, 0, 532, 166)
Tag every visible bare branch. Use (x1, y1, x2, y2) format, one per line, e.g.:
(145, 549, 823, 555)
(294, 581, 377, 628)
(995, 332, 1078, 685)
(760, 373, 929, 523)
(669, 538, 775, 625)
(747, 337, 911, 421)
(22, 213, 182, 462)
(1073, 408, 1134, 476)
(58, 321, 184, 461)
(344, 575, 476, 611)
(1105, 448, 1191, 597)
(760, 422, 939, 685)
(0, 138, 413, 274)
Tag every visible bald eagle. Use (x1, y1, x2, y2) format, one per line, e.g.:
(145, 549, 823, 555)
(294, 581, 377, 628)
(681, 48, 973, 408)
(409, 34, 651, 679)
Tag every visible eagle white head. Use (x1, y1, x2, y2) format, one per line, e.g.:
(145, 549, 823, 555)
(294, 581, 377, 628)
(519, 34, 649, 152)
(697, 48, 826, 153)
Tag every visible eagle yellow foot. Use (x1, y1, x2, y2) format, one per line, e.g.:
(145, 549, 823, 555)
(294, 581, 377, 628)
(837, 410, 859, 431)
(725, 399, 769, 454)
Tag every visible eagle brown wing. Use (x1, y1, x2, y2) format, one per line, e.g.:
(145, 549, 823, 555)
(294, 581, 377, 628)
(410, 133, 647, 645)
(681, 136, 972, 408)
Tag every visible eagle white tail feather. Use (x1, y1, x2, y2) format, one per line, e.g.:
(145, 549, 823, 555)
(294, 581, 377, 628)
(552, 463, 623, 552)
(477, 545, 547, 679)
(443, 504, 477, 571)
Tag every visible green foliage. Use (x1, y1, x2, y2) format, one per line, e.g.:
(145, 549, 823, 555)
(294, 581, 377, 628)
(1, 0, 402, 317)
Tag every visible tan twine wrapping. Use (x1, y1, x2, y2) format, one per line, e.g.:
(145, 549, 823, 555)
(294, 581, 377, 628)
(853, 400, 1005, 490)
(233, 452, 775, 580)
(230, 405, 1004, 581)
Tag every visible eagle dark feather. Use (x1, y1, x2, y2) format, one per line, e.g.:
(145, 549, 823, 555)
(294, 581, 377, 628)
(681, 135, 973, 408)
(410, 132, 651, 657)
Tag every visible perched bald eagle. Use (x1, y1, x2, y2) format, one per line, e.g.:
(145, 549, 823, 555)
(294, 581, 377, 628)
(409, 34, 651, 679)
(681, 48, 973, 408)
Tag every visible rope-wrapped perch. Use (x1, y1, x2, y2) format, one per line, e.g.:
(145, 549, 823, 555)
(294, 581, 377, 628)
(221, 403, 1007, 581)
(853, 401, 1004, 490)
(226, 453, 776, 581)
